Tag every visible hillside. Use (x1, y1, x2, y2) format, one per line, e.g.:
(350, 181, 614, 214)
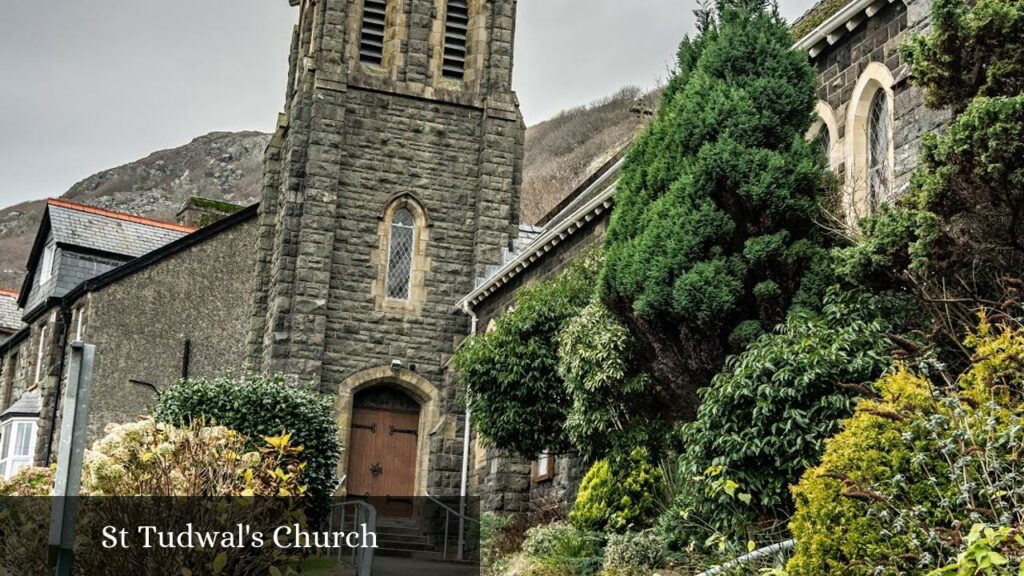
(521, 87, 656, 224)
(0, 131, 270, 290)
(0, 88, 654, 291)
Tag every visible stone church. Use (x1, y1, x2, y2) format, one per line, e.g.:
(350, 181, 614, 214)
(0, 0, 946, 514)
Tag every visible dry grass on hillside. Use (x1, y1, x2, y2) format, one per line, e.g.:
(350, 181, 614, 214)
(520, 86, 659, 224)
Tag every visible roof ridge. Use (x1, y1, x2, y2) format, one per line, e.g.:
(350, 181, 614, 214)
(0, 289, 19, 298)
(47, 198, 198, 234)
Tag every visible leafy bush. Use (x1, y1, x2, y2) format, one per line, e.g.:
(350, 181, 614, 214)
(156, 376, 341, 514)
(515, 522, 604, 576)
(0, 466, 53, 496)
(571, 449, 660, 534)
(455, 251, 600, 457)
(558, 301, 669, 461)
(602, 530, 666, 573)
(0, 419, 308, 576)
(82, 418, 305, 496)
(658, 289, 896, 547)
(599, 0, 830, 414)
(787, 320, 1024, 575)
(839, 0, 1024, 359)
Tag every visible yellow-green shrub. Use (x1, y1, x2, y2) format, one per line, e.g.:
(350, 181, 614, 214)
(787, 320, 1024, 575)
(571, 449, 659, 534)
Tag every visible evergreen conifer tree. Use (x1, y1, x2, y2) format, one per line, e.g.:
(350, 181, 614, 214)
(600, 0, 828, 411)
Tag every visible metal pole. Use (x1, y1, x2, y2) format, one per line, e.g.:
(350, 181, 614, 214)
(49, 341, 96, 576)
(457, 409, 470, 561)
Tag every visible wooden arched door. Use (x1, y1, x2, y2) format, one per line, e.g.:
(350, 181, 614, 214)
(347, 386, 421, 516)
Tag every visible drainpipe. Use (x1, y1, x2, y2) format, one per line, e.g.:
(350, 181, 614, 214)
(458, 302, 479, 560)
(43, 303, 73, 465)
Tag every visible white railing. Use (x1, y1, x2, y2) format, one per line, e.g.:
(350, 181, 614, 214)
(695, 539, 796, 576)
(329, 500, 377, 576)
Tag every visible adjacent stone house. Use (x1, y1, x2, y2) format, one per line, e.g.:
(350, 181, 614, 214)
(0, 0, 949, 518)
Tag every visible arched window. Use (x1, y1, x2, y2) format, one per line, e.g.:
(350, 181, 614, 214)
(386, 208, 415, 300)
(808, 101, 839, 172)
(845, 63, 896, 220)
(867, 90, 892, 211)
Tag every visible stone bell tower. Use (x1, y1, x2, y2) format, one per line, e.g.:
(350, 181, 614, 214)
(246, 0, 523, 497)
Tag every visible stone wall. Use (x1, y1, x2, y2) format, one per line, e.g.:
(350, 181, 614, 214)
(471, 213, 610, 514)
(812, 0, 948, 202)
(247, 0, 524, 499)
(67, 216, 258, 446)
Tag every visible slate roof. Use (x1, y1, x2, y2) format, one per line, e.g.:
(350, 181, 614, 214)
(0, 290, 22, 335)
(47, 199, 196, 258)
(0, 389, 41, 421)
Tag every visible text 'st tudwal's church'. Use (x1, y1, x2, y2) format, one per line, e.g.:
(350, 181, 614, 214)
(246, 0, 524, 502)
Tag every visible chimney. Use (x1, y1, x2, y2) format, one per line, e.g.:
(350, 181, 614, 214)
(176, 197, 244, 228)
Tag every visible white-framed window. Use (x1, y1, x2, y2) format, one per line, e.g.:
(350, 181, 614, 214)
(0, 419, 38, 479)
(39, 240, 56, 284)
(867, 90, 892, 211)
(34, 325, 47, 384)
(75, 308, 84, 341)
(385, 208, 416, 300)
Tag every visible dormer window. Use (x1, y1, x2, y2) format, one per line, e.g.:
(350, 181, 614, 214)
(39, 240, 55, 284)
(441, 0, 469, 79)
(359, 0, 388, 65)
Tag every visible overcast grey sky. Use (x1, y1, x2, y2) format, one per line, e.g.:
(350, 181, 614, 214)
(0, 0, 814, 208)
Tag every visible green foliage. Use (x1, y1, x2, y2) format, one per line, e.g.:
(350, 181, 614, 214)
(600, 0, 829, 408)
(155, 376, 341, 516)
(787, 321, 1024, 575)
(455, 252, 601, 457)
(839, 0, 1024, 360)
(82, 418, 306, 497)
(902, 0, 1024, 112)
(601, 530, 666, 573)
(0, 466, 53, 496)
(930, 524, 1024, 576)
(571, 449, 660, 534)
(658, 289, 895, 547)
(513, 522, 604, 576)
(558, 301, 669, 461)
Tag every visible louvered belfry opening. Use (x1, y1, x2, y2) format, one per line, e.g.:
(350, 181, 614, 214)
(442, 0, 469, 79)
(359, 0, 388, 65)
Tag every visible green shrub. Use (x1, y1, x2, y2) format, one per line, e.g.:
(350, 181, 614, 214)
(155, 376, 342, 516)
(571, 449, 660, 534)
(839, 0, 1024, 361)
(455, 251, 600, 457)
(602, 530, 666, 572)
(558, 301, 669, 461)
(658, 289, 896, 547)
(787, 320, 1024, 575)
(519, 522, 604, 576)
(599, 0, 830, 412)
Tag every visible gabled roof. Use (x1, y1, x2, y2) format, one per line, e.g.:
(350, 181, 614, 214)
(46, 198, 196, 255)
(19, 199, 197, 307)
(459, 154, 623, 310)
(0, 290, 22, 334)
(792, 0, 899, 57)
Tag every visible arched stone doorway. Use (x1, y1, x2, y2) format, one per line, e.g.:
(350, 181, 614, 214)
(347, 386, 421, 516)
(335, 367, 441, 514)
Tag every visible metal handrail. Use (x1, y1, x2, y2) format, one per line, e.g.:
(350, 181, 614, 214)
(695, 539, 796, 576)
(424, 492, 479, 561)
(329, 500, 377, 576)
(423, 492, 479, 524)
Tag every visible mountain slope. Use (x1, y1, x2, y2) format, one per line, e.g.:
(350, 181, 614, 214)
(0, 87, 655, 291)
(0, 131, 270, 290)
